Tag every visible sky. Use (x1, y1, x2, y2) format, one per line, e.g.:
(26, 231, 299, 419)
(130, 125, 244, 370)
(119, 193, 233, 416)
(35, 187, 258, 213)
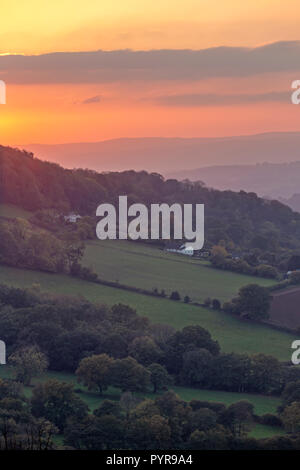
(1, 1, 300, 145)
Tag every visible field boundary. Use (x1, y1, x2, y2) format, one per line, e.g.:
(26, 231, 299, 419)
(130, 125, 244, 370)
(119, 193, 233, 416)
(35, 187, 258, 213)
(73, 270, 299, 340)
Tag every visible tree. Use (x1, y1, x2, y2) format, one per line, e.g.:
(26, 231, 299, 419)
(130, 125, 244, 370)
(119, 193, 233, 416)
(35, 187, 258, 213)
(210, 245, 228, 267)
(212, 299, 221, 310)
(281, 402, 300, 434)
(65, 242, 85, 271)
(148, 363, 172, 393)
(110, 304, 138, 325)
(120, 392, 139, 420)
(170, 291, 181, 301)
(256, 264, 278, 279)
(23, 418, 58, 451)
(235, 284, 271, 320)
(31, 379, 88, 431)
(111, 357, 150, 392)
(180, 349, 213, 386)
(102, 333, 128, 359)
(249, 354, 282, 394)
(93, 400, 122, 419)
(188, 428, 228, 450)
(9, 346, 48, 386)
(282, 380, 300, 408)
(50, 329, 103, 371)
(224, 400, 254, 437)
(76, 354, 114, 394)
(128, 336, 162, 367)
(288, 255, 300, 271)
(290, 271, 300, 285)
(64, 414, 125, 450)
(211, 245, 228, 258)
(210, 353, 251, 393)
(127, 414, 171, 450)
(184, 295, 190, 304)
(150, 324, 176, 347)
(165, 325, 220, 374)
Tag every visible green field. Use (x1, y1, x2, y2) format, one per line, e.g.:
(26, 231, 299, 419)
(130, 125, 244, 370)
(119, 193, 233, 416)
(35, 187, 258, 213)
(249, 423, 285, 439)
(0, 366, 281, 416)
(161, 386, 281, 416)
(0, 203, 31, 220)
(0, 265, 295, 360)
(0, 366, 284, 441)
(83, 240, 274, 304)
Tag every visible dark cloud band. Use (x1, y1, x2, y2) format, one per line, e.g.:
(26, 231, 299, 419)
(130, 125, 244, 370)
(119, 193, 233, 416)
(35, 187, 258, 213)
(151, 91, 290, 106)
(0, 41, 300, 84)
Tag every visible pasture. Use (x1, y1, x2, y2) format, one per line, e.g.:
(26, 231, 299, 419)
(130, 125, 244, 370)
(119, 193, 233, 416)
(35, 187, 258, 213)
(0, 203, 31, 220)
(83, 240, 274, 304)
(0, 265, 296, 360)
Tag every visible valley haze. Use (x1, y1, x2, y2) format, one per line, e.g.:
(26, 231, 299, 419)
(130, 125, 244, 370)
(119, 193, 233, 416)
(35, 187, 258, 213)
(21, 131, 300, 174)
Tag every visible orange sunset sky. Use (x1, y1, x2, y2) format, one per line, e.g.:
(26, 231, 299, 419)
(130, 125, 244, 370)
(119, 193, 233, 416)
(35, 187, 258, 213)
(1, 0, 300, 145)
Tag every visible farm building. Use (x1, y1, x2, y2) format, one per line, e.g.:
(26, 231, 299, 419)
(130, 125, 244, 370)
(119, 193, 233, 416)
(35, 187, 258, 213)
(166, 244, 194, 256)
(64, 213, 82, 223)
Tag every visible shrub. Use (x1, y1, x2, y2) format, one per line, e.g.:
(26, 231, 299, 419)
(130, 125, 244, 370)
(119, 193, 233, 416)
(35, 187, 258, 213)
(170, 291, 181, 301)
(259, 413, 282, 427)
(290, 271, 300, 285)
(212, 299, 221, 310)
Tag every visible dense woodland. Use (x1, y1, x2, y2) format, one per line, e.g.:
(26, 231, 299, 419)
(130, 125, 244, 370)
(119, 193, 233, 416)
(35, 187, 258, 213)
(1, 146, 300, 270)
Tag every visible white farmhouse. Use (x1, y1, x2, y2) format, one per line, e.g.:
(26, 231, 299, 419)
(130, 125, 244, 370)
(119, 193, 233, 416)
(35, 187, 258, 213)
(166, 244, 194, 257)
(179, 245, 194, 256)
(64, 213, 82, 223)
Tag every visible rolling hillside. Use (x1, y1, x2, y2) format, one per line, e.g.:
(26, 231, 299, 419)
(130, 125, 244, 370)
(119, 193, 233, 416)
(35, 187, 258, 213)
(0, 264, 295, 360)
(0, 203, 32, 220)
(82, 239, 274, 303)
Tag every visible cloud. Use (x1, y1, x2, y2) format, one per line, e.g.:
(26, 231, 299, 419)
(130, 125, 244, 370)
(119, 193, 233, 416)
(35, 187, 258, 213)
(82, 95, 102, 104)
(151, 91, 290, 107)
(1, 41, 300, 84)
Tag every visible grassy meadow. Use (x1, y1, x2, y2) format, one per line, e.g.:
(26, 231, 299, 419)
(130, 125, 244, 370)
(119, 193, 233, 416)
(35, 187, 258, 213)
(0, 203, 32, 220)
(83, 240, 274, 304)
(0, 264, 295, 360)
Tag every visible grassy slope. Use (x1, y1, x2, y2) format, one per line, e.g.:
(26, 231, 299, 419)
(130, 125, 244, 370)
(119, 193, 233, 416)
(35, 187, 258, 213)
(83, 240, 274, 303)
(0, 203, 31, 220)
(0, 265, 295, 360)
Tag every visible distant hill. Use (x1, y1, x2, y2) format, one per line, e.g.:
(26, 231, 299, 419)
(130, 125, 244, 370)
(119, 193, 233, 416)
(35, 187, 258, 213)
(22, 132, 300, 174)
(168, 161, 300, 201)
(2, 144, 300, 257)
(168, 161, 300, 212)
(282, 194, 300, 213)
